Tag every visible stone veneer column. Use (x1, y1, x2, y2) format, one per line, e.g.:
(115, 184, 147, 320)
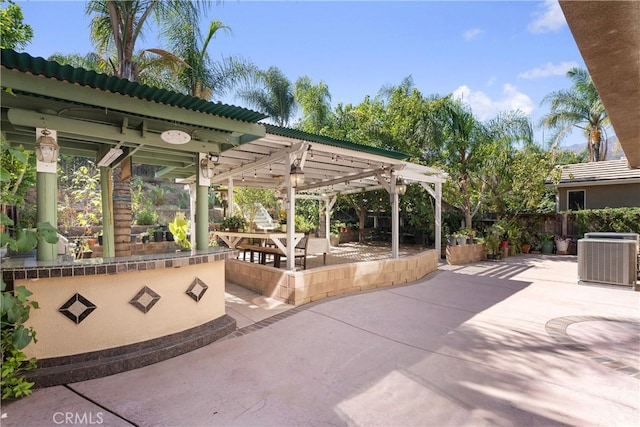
(112, 167, 131, 257)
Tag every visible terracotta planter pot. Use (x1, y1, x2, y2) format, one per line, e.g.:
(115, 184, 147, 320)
(521, 244, 531, 254)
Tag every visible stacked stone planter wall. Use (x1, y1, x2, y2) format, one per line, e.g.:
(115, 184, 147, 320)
(446, 243, 487, 265)
(226, 249, 438, 306)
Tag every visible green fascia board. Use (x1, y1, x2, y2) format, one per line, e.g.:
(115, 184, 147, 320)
(263, 123, 409, 160)
(1, 49, 268, 124)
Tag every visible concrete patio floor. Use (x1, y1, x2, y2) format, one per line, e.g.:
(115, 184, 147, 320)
(3, 254, 639, 426)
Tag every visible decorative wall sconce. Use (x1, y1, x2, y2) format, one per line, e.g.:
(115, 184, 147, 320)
(35, 128, 59, 163)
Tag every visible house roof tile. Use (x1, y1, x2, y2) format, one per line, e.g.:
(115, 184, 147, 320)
(556, 160, 640, 184)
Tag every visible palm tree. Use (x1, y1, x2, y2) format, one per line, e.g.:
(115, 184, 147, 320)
(540, 67, 610, 162)
(163, 18, 255, 100)
(294, 76, 332, 133)
(86, 0, 210, 80)
(433, 98, 534, 227)
(239, 67, 297, 126)
(48, 52, 109, 74)
(86, 0, 210, 256)
(378, 75, 416, 102)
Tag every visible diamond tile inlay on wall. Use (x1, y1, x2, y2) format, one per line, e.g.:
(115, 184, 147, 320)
(186, 278, 208, 302)
(59, 293, 97, 324)
(129, 286, 161, 313)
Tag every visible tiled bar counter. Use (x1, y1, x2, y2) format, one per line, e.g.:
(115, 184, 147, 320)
(2, 248, 238, 387)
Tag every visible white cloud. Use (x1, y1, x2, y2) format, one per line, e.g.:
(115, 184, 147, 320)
(528, 0, 566, 34)
(463, 28, 484, 41)
(519, 61, 579, 79)
(452, 84, 534, 121)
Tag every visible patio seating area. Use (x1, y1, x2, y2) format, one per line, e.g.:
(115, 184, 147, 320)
(236, 241, 429, 270)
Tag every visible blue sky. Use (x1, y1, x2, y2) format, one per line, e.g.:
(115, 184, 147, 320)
(16, 0, 586, 147)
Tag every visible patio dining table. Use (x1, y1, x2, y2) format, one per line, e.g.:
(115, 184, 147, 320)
(215, 231, 304, 255)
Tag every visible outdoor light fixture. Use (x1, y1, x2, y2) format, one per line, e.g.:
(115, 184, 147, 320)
(34, 128, 59, 163)
(396, 179, 407, 196)
(199, 152, 219, 179)
(161, 130, 191, 145)
(97, 147, 123, 167)
(289, 159, 305, 187)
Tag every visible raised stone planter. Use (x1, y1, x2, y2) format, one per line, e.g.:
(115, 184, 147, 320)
(446, 243, 486, 265)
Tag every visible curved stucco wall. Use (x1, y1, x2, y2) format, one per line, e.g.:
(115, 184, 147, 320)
(21, 262, 225, 359)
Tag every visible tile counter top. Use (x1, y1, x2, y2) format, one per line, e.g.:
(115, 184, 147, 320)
(1, 247, 238, 283)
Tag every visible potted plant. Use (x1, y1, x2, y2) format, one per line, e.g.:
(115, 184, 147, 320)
(279, 209, 287, 232)
(460, 227, 476, 244)
(150, 227, 164, 242)
(484, 232, 501, 260)
(506, 227, 522, 256)
(540, 233, 554, 254)
(168, 214, 191, 250)
(221, 216, 246, 232)
(555, 235, 570, 254)
(521, 231, 532, 254)
(454, 231, 467, 246)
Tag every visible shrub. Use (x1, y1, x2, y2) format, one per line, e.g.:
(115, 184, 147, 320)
(135, 207, 158, 225)
(220, 216, 246, 230)
(569, 207, 640, 235)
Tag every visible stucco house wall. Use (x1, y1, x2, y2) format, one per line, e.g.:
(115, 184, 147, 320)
(552, 160, 640, 212)
(558, 182, 640, 210)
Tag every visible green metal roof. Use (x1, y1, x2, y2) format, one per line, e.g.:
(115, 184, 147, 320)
(263, 124, 409, 160)
(1, 49, 267, 123)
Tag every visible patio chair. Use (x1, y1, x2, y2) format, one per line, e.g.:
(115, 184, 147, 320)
(269, 236, 309, 269)
(306, 237, 330, 266)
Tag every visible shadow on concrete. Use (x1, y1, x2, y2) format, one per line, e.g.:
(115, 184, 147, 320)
(3, 257, 638, 426)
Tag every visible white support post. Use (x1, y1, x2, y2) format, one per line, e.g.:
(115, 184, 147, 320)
(227, 178, 234, 219)
(421, 181, 442, 259)
(286, 154, 296, 270)
(325, 195, 336, 247)
(390, 175, 399, 259)
(435, 182, 442, 259)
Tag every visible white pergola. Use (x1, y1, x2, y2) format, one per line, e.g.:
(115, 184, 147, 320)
(182, 124, 447, 270)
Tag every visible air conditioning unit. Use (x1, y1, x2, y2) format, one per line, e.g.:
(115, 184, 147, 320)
(578, 239, 638, 286)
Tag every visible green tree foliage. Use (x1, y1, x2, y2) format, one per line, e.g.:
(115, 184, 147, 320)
(47, 52, 109, 73)
(540, 67, 610, 162)
(294, 76, 332, 133)
(239, 67, 297, 126)
(1, 282, 38, 399)
(0, 145, 57, 400)
(571, 208, 640, 235)
(0, 0, 33, 50)
(0, 139, 35, 208)
(163, 17, 255, 100)
(233, 187, 278, 227)
(86, 0, 209, 81)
